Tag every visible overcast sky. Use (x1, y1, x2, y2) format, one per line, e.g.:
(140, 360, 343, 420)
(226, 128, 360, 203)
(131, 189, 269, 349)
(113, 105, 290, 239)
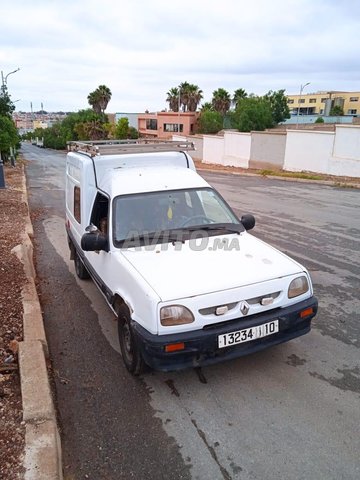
(1, 0, 359, 113)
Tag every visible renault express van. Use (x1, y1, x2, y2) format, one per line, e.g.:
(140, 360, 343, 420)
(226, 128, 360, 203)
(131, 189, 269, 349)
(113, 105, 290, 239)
(65, 140, 317, 374)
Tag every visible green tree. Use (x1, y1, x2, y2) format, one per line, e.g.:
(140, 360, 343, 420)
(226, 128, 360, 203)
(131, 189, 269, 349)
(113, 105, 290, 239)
(0, 85, 15, 117)
(233, 88, 248, 109)
(330, 105, 344, 116)
(200, 102, 213, 111)
(230, 97, 273, 132)
(211, 88, 231, 116)
(196, 110, 223, 134)
(0, 115, 19, 161)
(264, 89, 290, 124)
(166, 87, 180, 112)
(115, 118, 130, 139)
(167, 83, 203, 112)
(315, 116, 324, 123)
(87, 85, 112, 114)
(187, 84, 203, 112)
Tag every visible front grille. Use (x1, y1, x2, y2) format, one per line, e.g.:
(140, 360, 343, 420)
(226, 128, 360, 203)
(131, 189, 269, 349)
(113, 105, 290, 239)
(198, 291, 281, 316)
(202, 307, 281, 330)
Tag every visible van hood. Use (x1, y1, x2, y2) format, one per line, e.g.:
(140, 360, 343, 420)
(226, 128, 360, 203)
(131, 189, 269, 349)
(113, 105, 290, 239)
(119, 232, 304, 302)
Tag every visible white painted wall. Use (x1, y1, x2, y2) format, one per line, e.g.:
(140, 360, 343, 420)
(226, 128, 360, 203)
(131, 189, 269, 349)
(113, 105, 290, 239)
(202, 135, 224, 165)
(250, 132, 286, 169)
(283, 126, 360, 177)
(188, 125, 360, 178)
(333, 125, 360, 160)
(283, 130, 334, 174)
(202, 132, 250, 167)
(223, 132, 251, 168)
(331, 126, 360, 177)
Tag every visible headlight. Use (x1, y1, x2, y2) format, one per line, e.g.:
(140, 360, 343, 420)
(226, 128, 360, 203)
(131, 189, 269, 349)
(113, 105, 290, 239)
(160, 305, 195, 326)
(288, 276, 309, 298)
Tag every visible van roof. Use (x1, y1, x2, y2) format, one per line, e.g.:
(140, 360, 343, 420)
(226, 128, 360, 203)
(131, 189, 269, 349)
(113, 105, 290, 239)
(99, 165, 209, 197)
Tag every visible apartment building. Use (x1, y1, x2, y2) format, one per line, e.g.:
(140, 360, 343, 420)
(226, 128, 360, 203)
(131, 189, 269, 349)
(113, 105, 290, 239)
(286, 91, 360, 116)
(138, 111, 199, 138)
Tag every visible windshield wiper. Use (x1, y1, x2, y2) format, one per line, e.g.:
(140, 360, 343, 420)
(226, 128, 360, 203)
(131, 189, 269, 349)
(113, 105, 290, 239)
(118, 230, 185, 246)
(181, 223, 243, 234)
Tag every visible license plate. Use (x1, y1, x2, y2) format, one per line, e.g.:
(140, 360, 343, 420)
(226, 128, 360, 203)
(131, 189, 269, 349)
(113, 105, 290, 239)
(218, 320, 279, 348)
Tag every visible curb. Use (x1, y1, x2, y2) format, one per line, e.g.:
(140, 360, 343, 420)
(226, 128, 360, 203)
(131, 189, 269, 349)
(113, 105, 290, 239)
(196, 166, 360, 189)
(12, 165, 63, 480)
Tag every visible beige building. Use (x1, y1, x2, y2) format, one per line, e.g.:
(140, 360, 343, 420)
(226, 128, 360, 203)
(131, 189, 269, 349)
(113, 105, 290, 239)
(286, 91, 360, 116)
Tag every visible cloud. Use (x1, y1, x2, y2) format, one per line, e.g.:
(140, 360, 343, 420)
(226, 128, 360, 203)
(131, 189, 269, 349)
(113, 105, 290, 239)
(1, 0, 360, 112)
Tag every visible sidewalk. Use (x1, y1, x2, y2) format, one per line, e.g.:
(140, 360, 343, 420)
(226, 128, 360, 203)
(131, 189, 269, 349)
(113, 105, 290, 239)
(0, 162, 62, 480)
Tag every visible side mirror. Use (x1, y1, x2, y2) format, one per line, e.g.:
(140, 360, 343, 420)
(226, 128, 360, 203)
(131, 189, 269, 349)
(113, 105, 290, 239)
(81, 232, 108, 251)
(241, 214, 255, 231)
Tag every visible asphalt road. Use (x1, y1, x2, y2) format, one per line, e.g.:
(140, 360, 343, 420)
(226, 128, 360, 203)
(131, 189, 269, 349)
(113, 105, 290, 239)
(24, 143, 360, 480)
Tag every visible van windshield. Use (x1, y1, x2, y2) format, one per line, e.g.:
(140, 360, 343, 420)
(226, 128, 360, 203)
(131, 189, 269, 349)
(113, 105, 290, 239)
(113, 187, 242, 247)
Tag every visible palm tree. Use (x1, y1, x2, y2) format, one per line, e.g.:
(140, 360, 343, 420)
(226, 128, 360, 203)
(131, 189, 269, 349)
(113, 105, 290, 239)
(187, 84, 203, 112)
(87, 85, 112, 114)
(166, 87, 180, 112)
(87, 91, 101, 114)
(200, 102, 213, 111)
(97, 85, 112, 113)
(211, 88, 231, 116)
(233, 88, 248, 109)
(179, 82, 191, 112)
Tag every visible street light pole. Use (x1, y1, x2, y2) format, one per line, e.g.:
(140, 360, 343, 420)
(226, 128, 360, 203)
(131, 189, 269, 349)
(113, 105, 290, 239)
(296, 82, 310, 129)
(177, 88, 181, 137)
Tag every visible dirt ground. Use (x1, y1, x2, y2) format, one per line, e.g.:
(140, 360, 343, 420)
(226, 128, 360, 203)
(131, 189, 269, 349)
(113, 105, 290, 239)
(0, 163, 27, 479)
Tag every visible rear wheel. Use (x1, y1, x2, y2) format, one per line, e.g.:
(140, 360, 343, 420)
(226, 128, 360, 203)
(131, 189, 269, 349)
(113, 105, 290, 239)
(74, 250, 90, 280)
(117, 304, 145, 375)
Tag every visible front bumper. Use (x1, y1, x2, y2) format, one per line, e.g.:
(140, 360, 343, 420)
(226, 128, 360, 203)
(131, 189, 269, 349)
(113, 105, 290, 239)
(132, 296, 318, 372)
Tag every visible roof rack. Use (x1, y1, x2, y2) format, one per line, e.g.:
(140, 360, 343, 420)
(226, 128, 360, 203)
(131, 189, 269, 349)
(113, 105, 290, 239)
(67, 139, 195, 157)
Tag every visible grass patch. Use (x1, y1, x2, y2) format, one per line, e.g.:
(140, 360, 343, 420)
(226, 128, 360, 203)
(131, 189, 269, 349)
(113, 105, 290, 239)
(259, 169, 324, 181)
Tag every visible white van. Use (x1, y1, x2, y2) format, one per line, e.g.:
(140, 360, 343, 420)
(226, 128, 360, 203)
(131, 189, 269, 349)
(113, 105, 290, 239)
(65, 140, 317, 374)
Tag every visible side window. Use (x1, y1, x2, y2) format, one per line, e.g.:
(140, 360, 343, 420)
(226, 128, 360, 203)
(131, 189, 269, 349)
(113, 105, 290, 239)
(90, 193, 109, 235)
(74, 186, 81, 223)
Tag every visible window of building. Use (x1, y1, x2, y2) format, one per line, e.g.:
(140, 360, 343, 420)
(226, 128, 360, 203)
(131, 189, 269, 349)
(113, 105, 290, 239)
(349, 97, 359, 102)
(347, 109, 357, 115)
(309, 98, 317, 103)
(190, 124, 194, 133)
(146, 119, 158, 130)
(287, 99, 294, 104)
(319, 109, 324, 114)
(321, 98, 327, 103)
(298, 99, 305, 104)
(164, 123, 183, 133)
(74, 186, 81, 223)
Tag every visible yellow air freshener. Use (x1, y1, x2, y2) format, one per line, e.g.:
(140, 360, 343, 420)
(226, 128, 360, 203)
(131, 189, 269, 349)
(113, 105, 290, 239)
(167, 206, 173, 220)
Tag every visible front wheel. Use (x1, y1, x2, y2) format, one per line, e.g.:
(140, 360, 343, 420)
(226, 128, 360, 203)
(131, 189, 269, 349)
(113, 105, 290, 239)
(117, 304, 145, 375)
(74, 250, 90, 280)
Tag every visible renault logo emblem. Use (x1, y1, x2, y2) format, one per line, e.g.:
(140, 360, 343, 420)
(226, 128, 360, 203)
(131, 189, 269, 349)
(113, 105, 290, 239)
(240, 301, 250, 316)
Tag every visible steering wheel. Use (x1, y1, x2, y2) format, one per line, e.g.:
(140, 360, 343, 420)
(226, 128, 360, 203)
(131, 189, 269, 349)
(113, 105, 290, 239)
(180, 215, 214, 227)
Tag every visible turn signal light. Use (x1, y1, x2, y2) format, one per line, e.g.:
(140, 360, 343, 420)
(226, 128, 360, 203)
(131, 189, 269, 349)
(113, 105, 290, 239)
(165, 343, 185, 353)
(300, 307, 314, 318)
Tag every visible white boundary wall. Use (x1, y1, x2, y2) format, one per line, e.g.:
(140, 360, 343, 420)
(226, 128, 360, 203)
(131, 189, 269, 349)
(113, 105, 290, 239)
(203, 132, 251, 168)
(177, 125, 360, 178)
(284, 126, 360, 177)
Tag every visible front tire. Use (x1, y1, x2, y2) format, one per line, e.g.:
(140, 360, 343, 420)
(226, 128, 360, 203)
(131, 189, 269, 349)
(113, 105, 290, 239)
(74, 250, 90, 280)
(117, 304, 145, 375)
